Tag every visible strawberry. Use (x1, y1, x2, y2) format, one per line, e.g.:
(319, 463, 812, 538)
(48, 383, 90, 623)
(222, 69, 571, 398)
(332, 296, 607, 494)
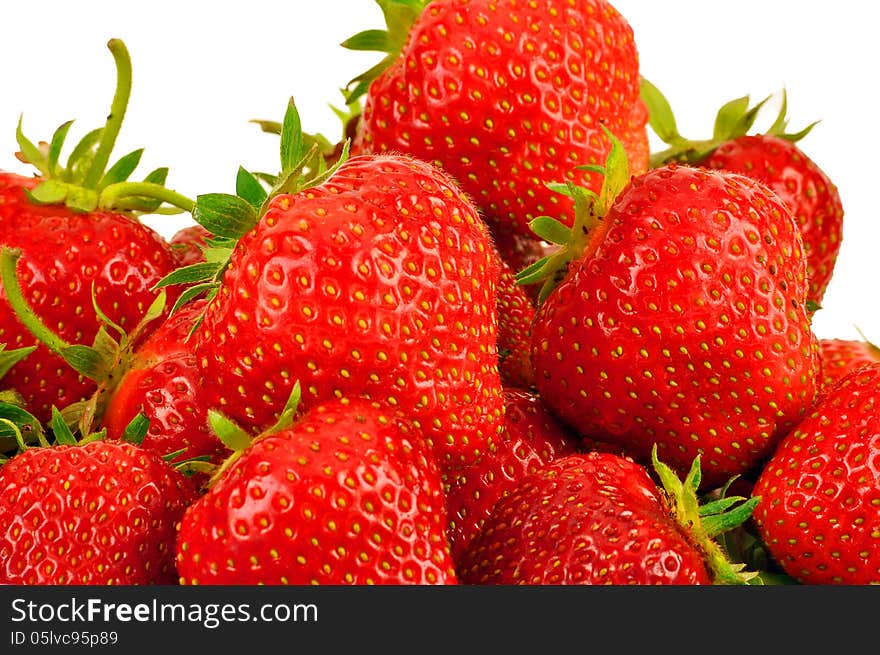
(176, 395, 457, 585)
(496, 257, 537, 389)
(642, 81, 844, 307)
(818, 337, 880, 393)
(457, 448, 758, 584)
(752, 362, 880, 584)
(183, 108, 505, 481)
(101, 299, 226, 482)
(522, 134, 820, 488)
(169, 224, 213, 267)
(0, 437, 197, 585)
(0, 40, 192, 423)
(445, 387, 578, 563)
(343, 0, 649, 242)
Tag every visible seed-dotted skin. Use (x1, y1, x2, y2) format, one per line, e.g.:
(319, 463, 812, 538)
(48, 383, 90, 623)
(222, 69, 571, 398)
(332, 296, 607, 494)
(0, 441, 197, 585)
(194, 154, 505, 478)
(353, 0, 649, 238)
(818, 338, 880, 394)
(752, 362, 880, 584)
(176, 398, 457, 585)
(446, 387, 579, 564)
(531, 165, 820, 488)
(496, 257, 537, 389)
(0, 172, 179, 423)
(458, 451, 711, 584)
(703, 134, 844, 307)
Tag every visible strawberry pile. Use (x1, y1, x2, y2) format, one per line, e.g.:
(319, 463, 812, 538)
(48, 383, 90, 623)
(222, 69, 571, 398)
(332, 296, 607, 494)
(1, 0, 877, 586)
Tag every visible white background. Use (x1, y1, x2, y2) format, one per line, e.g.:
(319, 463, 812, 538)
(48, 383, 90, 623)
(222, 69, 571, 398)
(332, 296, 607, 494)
(1, 1, 876, 342)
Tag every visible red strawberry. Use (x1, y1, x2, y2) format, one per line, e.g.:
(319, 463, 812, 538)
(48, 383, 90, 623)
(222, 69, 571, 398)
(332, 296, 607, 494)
(344, 0, 649, 242)
(496, 257, 537, 389)
(0, 40, 191, 423)
(752, 362, 880, 584)
(176, 396, 456, 585)
(0, 439, 197, 584)
(458, 449, 758, 584)
(191, 151, 505, 480)
(642, 82, 844, 307)
(525, 137, 820, 488)
(101, 299, 226, 480)
(445, 387, 578, 563)
(818, 337, 880, 393)
(169, 224, 213, 267)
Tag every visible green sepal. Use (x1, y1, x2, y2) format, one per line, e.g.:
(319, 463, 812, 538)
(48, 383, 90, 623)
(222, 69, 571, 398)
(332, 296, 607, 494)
(341, 0, 429, 104)
(640, 78, 681, 146)
(121, 411, 150, 446)
(26, 180, 69, 205)
(50, 406, 79, 446)
(265, 381, 302, 434)
(0, 345, 36, 379)
(280, 98, 304, 173)
(155, 262, 223, 289)
(208, 409, 253, 452)
(59, 344, 109, 381)
(0, 402, 45, 450)
(236, 166, 268, 209)
(193, 193, 258, 240)
(528, 215, 574, 246)
(15, 115, 49, 176)
(99, 148, 144, 189)
(48, 120, 75, 177)
(64, 127, 103, 184)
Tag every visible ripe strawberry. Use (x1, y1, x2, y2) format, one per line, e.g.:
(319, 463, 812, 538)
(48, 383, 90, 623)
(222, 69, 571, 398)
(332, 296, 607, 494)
(0, 439, 197, 584)
(642, 82, 844, 307)
(752, 362, 880, 584)
(191, 150, 505, 480)
(344, 0, 649, 241)
(458, 449, 758, 584)
(496, 257, 537, 389)
(101, 299, 226, 481)
(818, 337, 880, 393)
(169, 224, 213, 267)
(0, 40, 191, 423)
(176, 396, 457, 585)
(445, 387, 578, 563)
(525, 137, 820, 488)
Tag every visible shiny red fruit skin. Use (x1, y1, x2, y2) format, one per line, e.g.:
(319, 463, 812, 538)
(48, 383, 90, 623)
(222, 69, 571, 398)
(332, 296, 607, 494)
(496, 257, 537, 389)
(0, 440, 197, 585)
(176, 398, 457, 585)
(169, 224, 212, 267)
(102, 300, 226, 477)
(752, 362, 880, 584)
(703, 134, 844, 306)
(818, 338, 880, 394)
(458, 451, 711, 584)
(0, 171, 179, 422)
(193, 154, 504, 479)
(446, 387, 579, 564)
(353, 0, 649, 238)
(530, 165, 820, 488)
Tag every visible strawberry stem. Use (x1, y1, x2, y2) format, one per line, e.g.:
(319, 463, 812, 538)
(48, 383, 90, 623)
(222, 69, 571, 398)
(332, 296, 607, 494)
(100, 181, 195, 214)
(82, 39, 132, 190)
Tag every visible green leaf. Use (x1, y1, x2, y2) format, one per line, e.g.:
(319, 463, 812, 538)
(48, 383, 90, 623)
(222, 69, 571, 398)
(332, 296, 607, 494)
(236, 166, 268, 209)
(60, 344, 108, 381)
(50, 406, 78, 446)
(0, 402, 44, 446)
(16, 115, 49, 176)
(712, 95, 750, 141)
(47, 120, 75, 177)
(280, 98, 304, 173)
(250, 119, 282, 135)
(155, 262, 222, 288)
(170, 282, 216, 317)
(528, 216, 572, 246)
(65, 186, 99, 213)
(640, 78, 681, 145)
(266, 381, 302, 434)
(122, 412, 150, 445)
(701, 497, 760, 539)
(26, 180, 69, 205)
(64, 127, 103, 184)
(0, 345, 36, 379)
(193, 193, 258, 239)
(99, 148, 144, 189)
(208, 409, 253, 452)
(341, 28, 394, 52)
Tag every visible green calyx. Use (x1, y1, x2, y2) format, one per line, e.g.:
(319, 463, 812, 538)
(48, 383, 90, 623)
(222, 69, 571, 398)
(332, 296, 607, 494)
(642, 78, 819, 169)
(341, 0, 429, 104)
(651, 445, 761, 585)
(0, 246, 168, 436)
(202, 381, 303, 487)
(16, 38, 193, 216)
(514, 127, 630, 305)
(154, 98, 351, 321)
